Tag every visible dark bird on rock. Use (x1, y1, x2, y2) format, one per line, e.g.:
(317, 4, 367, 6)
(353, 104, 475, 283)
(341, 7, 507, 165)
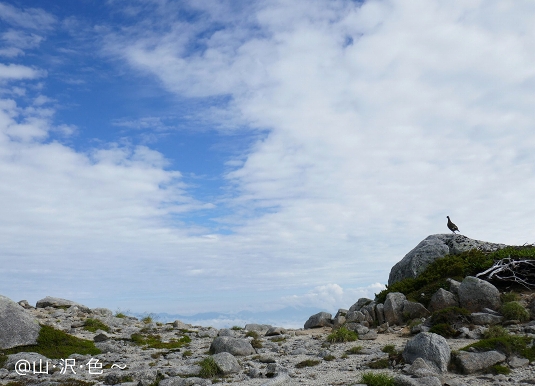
(447, 216, 459, 233)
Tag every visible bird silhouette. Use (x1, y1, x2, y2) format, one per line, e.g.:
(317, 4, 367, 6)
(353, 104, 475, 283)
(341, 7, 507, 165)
(446, 216, 459, 233)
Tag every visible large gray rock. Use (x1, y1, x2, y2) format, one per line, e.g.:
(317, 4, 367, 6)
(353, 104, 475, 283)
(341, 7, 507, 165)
(384, 292, 406, 325)
(212, 352, 241, 374)
(388, 234, 507, 285)
(304, 312, 332, 329)
(394, 374, 442, 386)
(407, 357, 439, 377)
(403, 300, 431, 319)
(428, 288, 458, 312)
(0, 295, 41, 349)
(346, 310, 366, 323)
(349, 298, 373, 312)
(361, 303, 377, 323)
(376, 303, 385, 325)
(403, 332, 451, 373)
(470, 312, 504, 325)
(210, 336, 255, 356)
(160, 377, 211, 386)
(458, 276, 501, 312)
(245, 324, 272, 334)
(456, 350, 506, 374)
(265, 327, 286, 336)
(36, 296, 90, 312)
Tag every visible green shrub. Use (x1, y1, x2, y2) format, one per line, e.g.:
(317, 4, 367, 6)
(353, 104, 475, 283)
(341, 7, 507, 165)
(2, 325, 100, 358)
(182, 350, 193, 358)
(346, 345, 363, 355)
(231, 326, 243, 330)
(429, 323, 459, 338)
(326, 327, 358, 343)
(0, 354, 8, 369)
(323, 354, 336, 361)
(491, 364, 511, 375)
(501, 301, 530, 322)
(430, 307, 470, 326)
(483, 325, 509, 339)
(375, 245, 535, 304)
(244, 331, 263, 348)
(83, 318, 110, 333)
(381, 345, 397, 355)
(368, 357, 389, 369)
(462, 335, 535, 361)
(245, 331, 258, 338)
(501, 291, 520, 303)
(295, 359, 320, 368)
(360, 372, 395, 386)
(198, 357, 223, 378)
(141, 315, 154, 324)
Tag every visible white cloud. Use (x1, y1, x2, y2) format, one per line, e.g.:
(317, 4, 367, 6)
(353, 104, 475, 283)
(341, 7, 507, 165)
(281, 283, 386, 312)
(3, 0, 535, 319)
(2, 29, 44, 50)
(0, 63, 46, 81)
(0, 2, 57, 30)
(108, 0, 535, 247)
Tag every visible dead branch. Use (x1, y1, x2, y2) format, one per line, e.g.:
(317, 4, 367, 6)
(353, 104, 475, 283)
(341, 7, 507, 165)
(476, 258, 535, 289)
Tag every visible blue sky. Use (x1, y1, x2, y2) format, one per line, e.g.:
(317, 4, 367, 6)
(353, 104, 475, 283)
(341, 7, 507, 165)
(1, 0, 535, 327)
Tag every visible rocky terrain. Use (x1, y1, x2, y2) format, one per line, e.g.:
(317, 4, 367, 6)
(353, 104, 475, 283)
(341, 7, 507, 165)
(3, 234, 535, 386)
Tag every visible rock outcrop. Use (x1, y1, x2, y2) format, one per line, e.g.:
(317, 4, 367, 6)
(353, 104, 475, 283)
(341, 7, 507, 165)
(0, 294, 41, 349)
(458, 276, 501, 312)
(456, 350, 506, 374)
(36, 296, 91, 312)
(304, 312, 333, 329)
(388, 234, 507, 285)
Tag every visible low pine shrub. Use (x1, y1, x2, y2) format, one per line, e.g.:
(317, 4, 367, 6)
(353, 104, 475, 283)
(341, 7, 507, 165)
(429, 323, 458, 338)
(430, 307, 470, 327)
(462, 335, 535, 361)
(326, 327, 358, 343)
(501, 301, 530, 322)
(483, 325, 509, 339)
(501, 291, 521, 303)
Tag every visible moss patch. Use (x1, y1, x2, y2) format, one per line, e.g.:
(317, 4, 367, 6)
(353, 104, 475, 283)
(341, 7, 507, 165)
(83, 318, 110, 333)
(2, 325, 100, 359)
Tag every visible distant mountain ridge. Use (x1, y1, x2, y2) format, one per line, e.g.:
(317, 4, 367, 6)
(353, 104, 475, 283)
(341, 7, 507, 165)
(129, 306, 327, 329)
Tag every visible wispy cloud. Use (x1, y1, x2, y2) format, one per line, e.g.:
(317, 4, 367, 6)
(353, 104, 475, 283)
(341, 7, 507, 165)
(2, 0, 535, 319)
(0, 2, 57, 30)
(0, 63, 46, 80)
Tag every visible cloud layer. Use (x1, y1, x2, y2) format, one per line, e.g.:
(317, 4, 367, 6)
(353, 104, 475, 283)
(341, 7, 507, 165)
(1, 0, 535, 320)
